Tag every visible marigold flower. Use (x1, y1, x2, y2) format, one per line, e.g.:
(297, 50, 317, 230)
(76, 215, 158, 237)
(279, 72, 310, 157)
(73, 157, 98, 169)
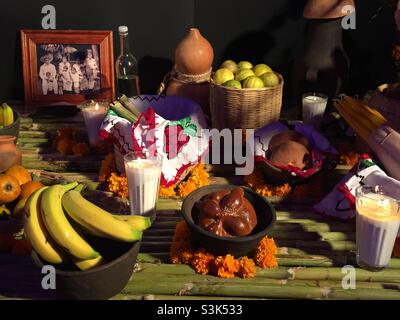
(254, 236, 278, 269)
(107, 172, 128, 199)
(72, 142, 91, 157)
(245, 167, 292, 197)
(159, 185, 176, 197)
(190, 249, 215, 275)
(56, 137, 74, 156)
(237, 256, 256, 278)
(99, 153, 116, 182)
(213, 255, 240, 278)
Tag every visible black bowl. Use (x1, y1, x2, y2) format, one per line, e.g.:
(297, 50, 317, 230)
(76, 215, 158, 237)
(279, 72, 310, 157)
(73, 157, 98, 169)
(181, 185, 276, 257)
(0, 110, 20, 141)
(32, 238, 140, 300)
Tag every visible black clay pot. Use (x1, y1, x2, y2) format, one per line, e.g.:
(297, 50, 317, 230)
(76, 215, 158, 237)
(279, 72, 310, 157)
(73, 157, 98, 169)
(32, 239, 141, 300)
(0, 110, 21, 141)
(293, 18, 350, 107)
(181, 185, 276, 257)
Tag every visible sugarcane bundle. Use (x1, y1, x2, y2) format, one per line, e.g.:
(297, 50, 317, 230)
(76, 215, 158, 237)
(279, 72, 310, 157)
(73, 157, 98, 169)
(109, 95, 141, 124)
(334, 96, 400, 180)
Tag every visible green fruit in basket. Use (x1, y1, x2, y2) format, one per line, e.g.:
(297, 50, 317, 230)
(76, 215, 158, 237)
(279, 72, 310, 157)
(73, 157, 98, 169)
(213, 68, 234, 85)
(220, 60, 238, 74)
(260, 72, 280, 87)
(253, 64, 273, 77)
(235, 69, 255, 82)
(237, 61, 253, 70)
(223, 79, 242, 89)
(243, 76, 264, 89)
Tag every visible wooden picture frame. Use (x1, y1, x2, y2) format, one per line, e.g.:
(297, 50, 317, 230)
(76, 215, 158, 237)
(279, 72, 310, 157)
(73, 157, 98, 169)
(21, 30, 115, 106)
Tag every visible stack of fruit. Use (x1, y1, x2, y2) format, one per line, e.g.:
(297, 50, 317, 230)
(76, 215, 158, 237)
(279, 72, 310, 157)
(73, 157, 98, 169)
(23, 182, 149, 271)
(213, 60, 280, 89)
(0, 103, 15, 128)
(0, 165, 42, 218)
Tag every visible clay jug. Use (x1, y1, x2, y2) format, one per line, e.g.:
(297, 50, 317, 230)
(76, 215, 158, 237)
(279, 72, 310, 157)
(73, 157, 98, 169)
(175, 28, 214, 75)
(0, 135, 22, 173)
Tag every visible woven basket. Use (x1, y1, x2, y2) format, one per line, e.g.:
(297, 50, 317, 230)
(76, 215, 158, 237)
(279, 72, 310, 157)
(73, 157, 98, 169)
(367, 84, 400, 132)
(210, 74, 284, 130)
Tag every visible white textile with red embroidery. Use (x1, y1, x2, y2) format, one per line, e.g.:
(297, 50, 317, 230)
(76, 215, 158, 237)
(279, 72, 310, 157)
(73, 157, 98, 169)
(100, 95, 209, 187)
(314, 155, 400, 220)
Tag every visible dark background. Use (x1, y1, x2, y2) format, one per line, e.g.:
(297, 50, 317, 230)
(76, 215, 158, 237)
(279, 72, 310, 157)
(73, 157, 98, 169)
(0, 0, 397, 110)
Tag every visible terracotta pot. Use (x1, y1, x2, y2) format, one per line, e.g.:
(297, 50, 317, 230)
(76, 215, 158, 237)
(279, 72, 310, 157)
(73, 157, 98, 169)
(0, 135, 22, 173)
(175, 28, 214, 75)
(166, 78, 211, 118)
(304, 0, 355, 19)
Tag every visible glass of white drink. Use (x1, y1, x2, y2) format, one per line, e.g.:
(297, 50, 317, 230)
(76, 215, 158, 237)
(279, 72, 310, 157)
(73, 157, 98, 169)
(356, 185, 400, 271)
(124, 151, 163, 222)
(302, 93, 328, 129)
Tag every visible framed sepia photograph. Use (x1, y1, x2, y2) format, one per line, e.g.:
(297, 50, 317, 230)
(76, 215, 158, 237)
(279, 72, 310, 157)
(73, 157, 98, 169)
(21, 30, 115, 106)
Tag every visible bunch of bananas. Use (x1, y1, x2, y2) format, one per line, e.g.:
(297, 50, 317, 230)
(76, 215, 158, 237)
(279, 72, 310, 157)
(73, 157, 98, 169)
(0, 103, 14, 128)
(23, 182, 150, 270)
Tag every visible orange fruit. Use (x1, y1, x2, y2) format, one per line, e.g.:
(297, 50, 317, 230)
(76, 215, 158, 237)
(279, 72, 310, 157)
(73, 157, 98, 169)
(5, 165, 32, 186)
(20, 181, 44, 199)
(0, 174, 21, 204)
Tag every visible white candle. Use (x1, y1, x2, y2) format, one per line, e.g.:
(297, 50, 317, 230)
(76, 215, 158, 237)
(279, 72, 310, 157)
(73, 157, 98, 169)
(124, 152, 162, 220)
(356, 188, 400, 271)
(302, 93, 328, 128)
(81, 101, 109, 146)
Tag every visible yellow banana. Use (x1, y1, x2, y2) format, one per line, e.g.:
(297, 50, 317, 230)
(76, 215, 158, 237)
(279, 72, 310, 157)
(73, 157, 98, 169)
(2, 103, 14, 126)
(113, 215, 151, 231)
(23, 187, 65, 264)
(62, 190, 142, 242)
(72, 255, 104, 271)
(0, 105, 4, 126)
(41, 183, 99, 260)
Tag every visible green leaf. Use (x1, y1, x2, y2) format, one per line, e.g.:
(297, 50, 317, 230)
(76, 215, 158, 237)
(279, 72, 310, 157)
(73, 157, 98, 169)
(184, 124, 198, 137)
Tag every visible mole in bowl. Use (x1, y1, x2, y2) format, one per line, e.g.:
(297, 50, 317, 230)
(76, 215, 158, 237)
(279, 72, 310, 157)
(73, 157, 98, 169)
(195, 187, 257, 237)
(267, 130, 312, 170)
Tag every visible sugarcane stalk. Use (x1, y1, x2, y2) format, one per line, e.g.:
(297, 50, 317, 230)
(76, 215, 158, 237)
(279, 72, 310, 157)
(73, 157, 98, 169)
(18, 131, 49, 138)
(118, 95, 141, 118)
(110, 101, 138, 123)
(122, 277, 400, 299)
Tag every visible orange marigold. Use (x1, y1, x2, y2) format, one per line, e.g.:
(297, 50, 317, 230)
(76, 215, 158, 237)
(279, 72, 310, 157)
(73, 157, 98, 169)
(237, 256, 256, 279)
(159, 185, 176, 197)
(190, 249, 215, 275)
(213, 254, 240, 279)
(72, 142, 91, 157)
(56, 137, 74, 156)
(177, 163, 210, 198)
(254, 236, 278, 269)
(99, 153, 116, 182)
(245, 167, 292, 197)
(172, 221, 192, 243)
(107, 172, 128, 199)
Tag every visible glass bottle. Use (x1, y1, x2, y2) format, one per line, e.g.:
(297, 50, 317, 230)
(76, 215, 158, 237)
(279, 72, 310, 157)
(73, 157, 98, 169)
(115, 26, 140, 97)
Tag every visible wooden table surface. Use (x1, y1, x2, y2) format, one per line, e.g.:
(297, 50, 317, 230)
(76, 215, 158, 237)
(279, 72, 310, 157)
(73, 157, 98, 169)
(1, 107, 400, 300)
